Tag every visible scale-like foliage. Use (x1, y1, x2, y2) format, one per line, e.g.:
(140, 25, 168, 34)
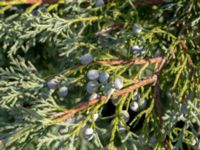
(0, 0, 199, 150)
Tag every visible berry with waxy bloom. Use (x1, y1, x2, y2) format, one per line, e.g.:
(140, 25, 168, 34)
(111, 96, 119, 106)
(132, 24, 142, 34)
(86, 81, 99, 94)
(65, 118, 74, 124)
(47, 79, 58, 90)
(114, 77, 123, 90)
(130, 101, 139, 112)
(80, 53, 93, 65)
(31, 6, 46, 15)
(87, 69, 99, 80)
(95, 0, 104, 7)
(92, 113, 99, 121)
(59, 118, 74, 135)
(89, 113, 99, 122)
(139, 100, 147, 109)
(89, 93, 99, 101)
(58, 86, 68, 97)
(133, 92, 141, 101)
(75, 115, 85, 123)
(59, 126, 68, 135)
(121, 110, 130, 122)
(102, 83, 114, 96)
(99, 71, 109, 83)
(132, 45, 143, 51)
(180, 104, 188, 115)
(84, 128, 94, 141)
(150, 136, 157, 147)
(187, 93, 194, 100)
(118, 122, 126, 133)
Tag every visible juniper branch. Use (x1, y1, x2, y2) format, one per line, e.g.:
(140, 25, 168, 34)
(51, 75, 157, 124)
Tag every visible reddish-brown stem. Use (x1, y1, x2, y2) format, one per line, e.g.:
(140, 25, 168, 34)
(153, 57, 169, 149)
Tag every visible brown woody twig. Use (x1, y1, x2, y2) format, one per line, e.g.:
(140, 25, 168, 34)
(153, 56, 170, 150)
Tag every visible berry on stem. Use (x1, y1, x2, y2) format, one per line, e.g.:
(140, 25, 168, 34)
(84, 128, 94, 141)
(59, 126, 68, 135)
(121, 110, 130, 122)
(80, 53, 93, 65)
(111, 96, 119, 106)
(139, 100, 147, 109)
(114, 77, 123, 90)
(132, 45, 143, 51)
(133, 92, 141, 101)
(118, 122, 126, 133)
(65, 118, 74, 124)
(99, 71, 109, 83)
(89, 113, 99, 122)
(95, 0, 104, 7)
(87, 69, 99, 80)
(180, 104, 188, 115)
(132, 24, 142, 34)
(150, 136, 157, 147)
(58, 86, 68, 97)
(75, 115, 85, 123)
(47, 79, 58, 90)
(102, 83, 114, 96)
(130, 101, 139, 112)
(86, 81, 99, 94)
(89, 93, 99, 101)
